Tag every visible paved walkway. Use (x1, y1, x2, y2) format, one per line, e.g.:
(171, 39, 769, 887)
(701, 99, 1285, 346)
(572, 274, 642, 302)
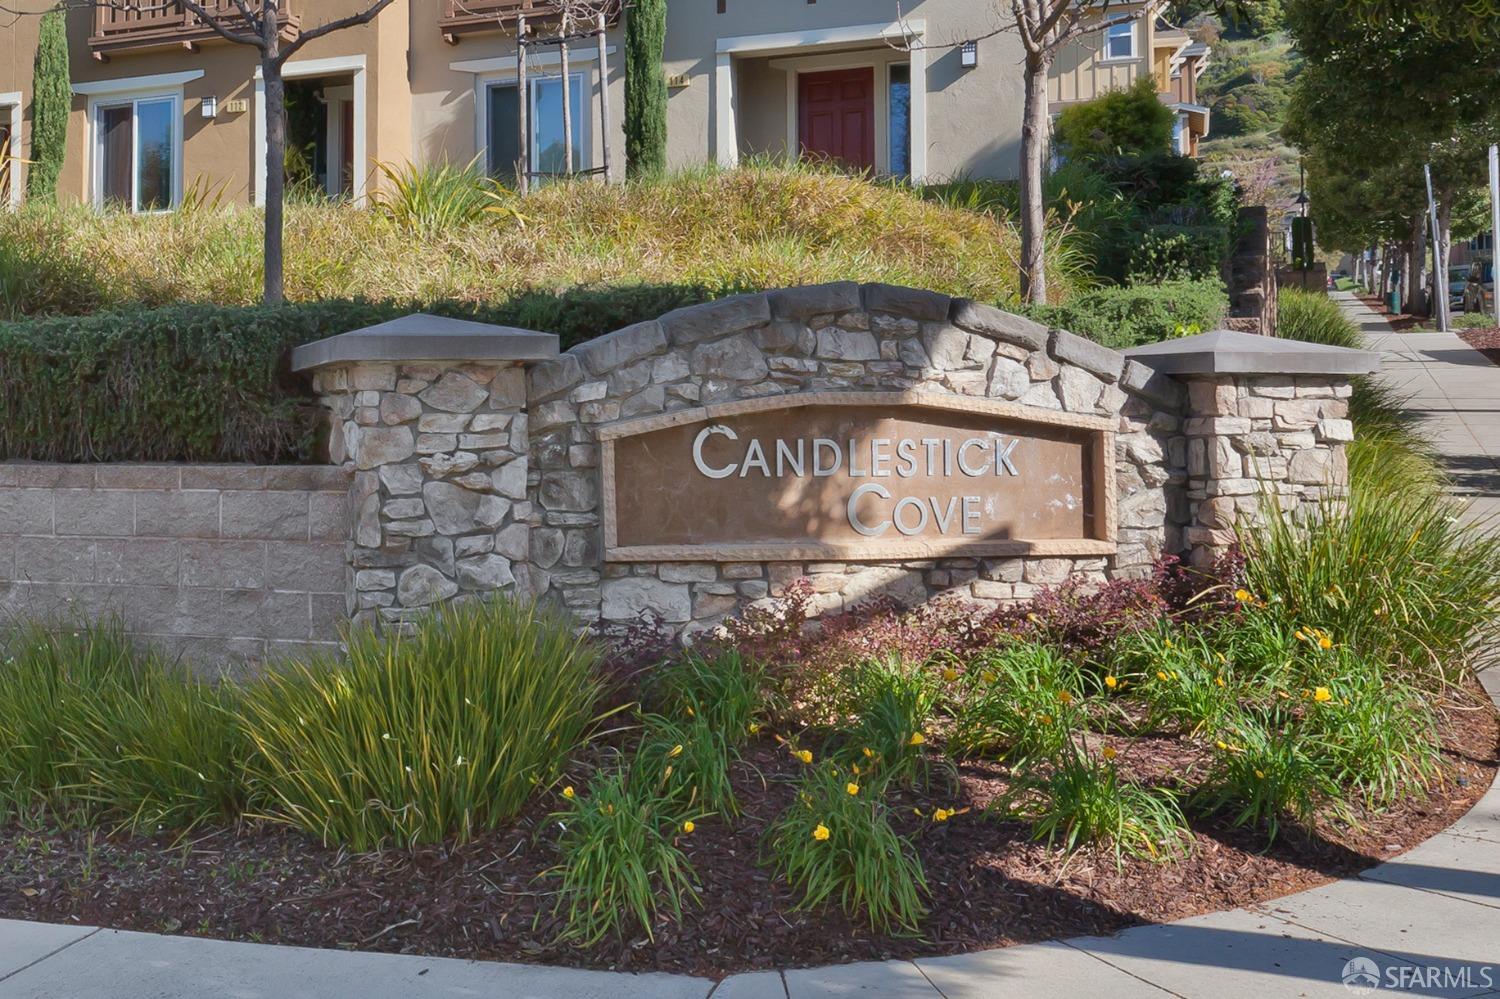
(3, 300, 1500, 998)
(1342, 292, 1500, 524)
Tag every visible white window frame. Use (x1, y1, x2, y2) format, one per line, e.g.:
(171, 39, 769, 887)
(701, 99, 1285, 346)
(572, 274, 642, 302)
(0, 92, 21, 208)
(477, 67, 595, 179)
(88, 91, 184, 213)
(1103, 21, 1137, 61)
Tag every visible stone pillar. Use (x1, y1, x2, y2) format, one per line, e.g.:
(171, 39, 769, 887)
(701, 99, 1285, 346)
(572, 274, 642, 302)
(292, 315, 558, 628)
(1123, 330, 1379, 567)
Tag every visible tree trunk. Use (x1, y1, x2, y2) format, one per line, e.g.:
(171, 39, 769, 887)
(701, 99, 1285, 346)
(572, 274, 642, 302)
(1408, 215, 1428, 317)
(1019, 49, 1052, 305)
(1437, 196, 1453, 326)
(263, 63, 286, 305)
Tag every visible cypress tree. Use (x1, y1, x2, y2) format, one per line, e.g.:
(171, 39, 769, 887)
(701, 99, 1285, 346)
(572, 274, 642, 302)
(28, 7, 70, 203)
(624, 0, 668, 179)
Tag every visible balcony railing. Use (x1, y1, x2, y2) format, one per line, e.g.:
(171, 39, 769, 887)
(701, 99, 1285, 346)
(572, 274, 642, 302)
(438, 1, 571, 43)
(90, 1, 299, 60)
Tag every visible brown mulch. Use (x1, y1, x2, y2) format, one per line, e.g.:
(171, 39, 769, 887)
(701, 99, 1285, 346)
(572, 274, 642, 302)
(0, 681, 1494, 978)
(1459, 327, 1500, 367)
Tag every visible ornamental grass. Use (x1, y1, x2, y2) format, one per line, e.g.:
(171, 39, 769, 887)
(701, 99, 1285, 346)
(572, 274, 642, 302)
(238, 599, 605, 850)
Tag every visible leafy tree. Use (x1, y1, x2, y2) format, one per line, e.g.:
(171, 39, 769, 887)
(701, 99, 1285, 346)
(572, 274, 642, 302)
(1054, 79, 1176, 161)
(26, 7, 68, 203)
(624, 0, 668, 178)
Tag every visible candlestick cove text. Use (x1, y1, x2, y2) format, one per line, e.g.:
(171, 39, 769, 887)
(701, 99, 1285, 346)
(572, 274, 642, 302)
(690, 424, 1023, 539)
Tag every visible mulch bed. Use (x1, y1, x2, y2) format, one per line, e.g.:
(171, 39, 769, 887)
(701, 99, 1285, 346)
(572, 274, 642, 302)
(1459, 327, 1500, 367)
(0, 679, 1494, 978)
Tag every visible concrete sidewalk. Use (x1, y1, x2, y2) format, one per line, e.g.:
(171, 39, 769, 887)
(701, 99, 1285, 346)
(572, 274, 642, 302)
(1339, 292, 1500, 524)
(3, 299, 1499, 998)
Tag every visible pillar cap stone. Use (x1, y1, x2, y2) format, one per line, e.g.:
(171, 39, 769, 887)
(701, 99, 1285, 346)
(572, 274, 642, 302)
(291, 314, 559, 372)
(1122, 328, 1381, 376)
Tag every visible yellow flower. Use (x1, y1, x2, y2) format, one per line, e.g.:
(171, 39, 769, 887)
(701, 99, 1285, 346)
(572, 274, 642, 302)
(1026, 612, 1041, 624)
(1313, 686, 1333, 703)
(1215, 740, 1229, 750)
(1104, 675, 1118, 689)
(862, 747, 875, 758)
(933, 808, 953, 822)
(1294, 629, 1307, 642)
(846, 782, 860, 796)
(561, 786, 575, 799)
(748, 722, 761, 735)
(668, 744, 684, 758)
(1157, 670, 1170, 682)
(604, 803, 615, 815)
(1216, 675, 1226, 687)
(1038, 713, 1053, 726)
(795, 749, 813, 764)
(1057, 690, 1074, 705)
(1254, 769, 1266, 779)
(1318, 636, 1333, 650)
(682, 820, 695, 834)
(1164, 639, 1174, 650)
(941, 667, 959, 682)
(812, 823, 831, 841)
(1234, 588, 1252, 603)
(1101, 745, 1117, 761)
(981, 671, 997, 684)
(685, 706, 695, 717)
(851, 763, 861, 776)
(908, 732, 926, 746)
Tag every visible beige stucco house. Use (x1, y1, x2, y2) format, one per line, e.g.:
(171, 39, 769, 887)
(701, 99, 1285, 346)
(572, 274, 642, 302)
(0, 1, 1207, 213)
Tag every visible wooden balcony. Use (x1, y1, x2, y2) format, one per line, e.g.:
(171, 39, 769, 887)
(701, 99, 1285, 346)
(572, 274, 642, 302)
(90, 1, 299, 61)
(438, 1, 572, 44)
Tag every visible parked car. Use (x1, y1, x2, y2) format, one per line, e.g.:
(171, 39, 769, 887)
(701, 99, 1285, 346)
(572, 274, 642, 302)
(1464, 259, 1495, 316)
(1450, 265, 1470, 311)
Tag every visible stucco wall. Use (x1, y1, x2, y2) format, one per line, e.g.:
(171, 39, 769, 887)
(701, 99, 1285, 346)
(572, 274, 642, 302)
(0, 463, 349, 672)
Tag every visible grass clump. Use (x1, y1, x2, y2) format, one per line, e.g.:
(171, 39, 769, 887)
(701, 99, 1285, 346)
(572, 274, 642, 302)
(646, 650, 771, 742)
(1005, 740, 1190, 863)
(839, 655, 942, 788)
(239, 599, 604, 850)
(767, 765, 927, 932)
(949, 642, 1084, 764)
(550, 767, 701, 946)
(0, 619, 243, 831)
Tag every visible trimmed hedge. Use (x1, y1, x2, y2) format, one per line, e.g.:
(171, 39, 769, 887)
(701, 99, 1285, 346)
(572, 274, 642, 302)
(1019, 278, 1229, 350)
(0, 284, 711, 464)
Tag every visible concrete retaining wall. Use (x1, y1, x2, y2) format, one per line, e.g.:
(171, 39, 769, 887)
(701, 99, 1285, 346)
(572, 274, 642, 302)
(0, 464, 350, 672)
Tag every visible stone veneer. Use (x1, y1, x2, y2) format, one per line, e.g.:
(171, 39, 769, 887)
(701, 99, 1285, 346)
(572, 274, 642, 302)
(518, 283, 1192, 638)
(0, 463, 349, 670)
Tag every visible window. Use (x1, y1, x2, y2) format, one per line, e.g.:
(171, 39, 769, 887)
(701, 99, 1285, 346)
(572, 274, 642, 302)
(888, 64, 911, 179)
(486, 73, 586, 182)
(94, 95, 178, 211)
(1104, 21, 1135, 60)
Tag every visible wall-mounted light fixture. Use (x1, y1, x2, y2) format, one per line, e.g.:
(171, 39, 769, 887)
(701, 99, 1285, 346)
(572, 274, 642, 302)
(201, 95, 218, 119)
(960, 40, 979, 69)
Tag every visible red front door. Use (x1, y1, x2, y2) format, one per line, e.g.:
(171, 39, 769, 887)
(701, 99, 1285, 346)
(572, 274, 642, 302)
(798, 68, 875, 172)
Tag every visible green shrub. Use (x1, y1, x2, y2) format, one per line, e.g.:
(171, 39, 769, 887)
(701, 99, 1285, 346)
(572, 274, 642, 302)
(1054, 79, 1176, 161)
(0, 287, 707, 464)
(0, 619, 243, 831)
(1005, 740, 1189, 862)
(1298, 664, 1440, 804)
(551, 768, 700, 945)
(767, 765, 927, 931)
(1021, 278, 1229, 348)
(624, 0, 669, 177)
(239, 599, 604, 850)
(949, 642, 1084, 763)
(1126, 224, 1231, 284)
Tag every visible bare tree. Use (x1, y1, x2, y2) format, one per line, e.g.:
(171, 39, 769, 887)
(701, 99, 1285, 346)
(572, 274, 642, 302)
(62, 0, 398, 303)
